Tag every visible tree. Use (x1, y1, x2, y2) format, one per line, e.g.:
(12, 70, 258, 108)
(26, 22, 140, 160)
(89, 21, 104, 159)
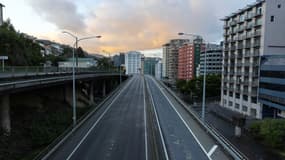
(0, 20, 44, 66)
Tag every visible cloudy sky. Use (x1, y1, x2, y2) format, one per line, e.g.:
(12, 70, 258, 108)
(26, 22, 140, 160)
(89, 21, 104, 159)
(1, 0, 256, 56)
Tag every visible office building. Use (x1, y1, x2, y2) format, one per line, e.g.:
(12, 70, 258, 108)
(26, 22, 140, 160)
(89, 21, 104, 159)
(162, 39, 189, 85)
(221, 0, 285, 119)
(199, 44, 223, 76)
(259, 55, 285, 118)
(144, 57, 158, 76)
(125, 51, 142, 75)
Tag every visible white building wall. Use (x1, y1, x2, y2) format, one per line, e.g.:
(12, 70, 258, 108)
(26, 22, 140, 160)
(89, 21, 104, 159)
(155, 60, 162, 80)
(263, 0, 285, 55)
(125, 51, 142, 75)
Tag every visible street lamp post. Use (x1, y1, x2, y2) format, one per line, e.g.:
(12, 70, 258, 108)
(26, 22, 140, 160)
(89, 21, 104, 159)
(62, 31, 101, 127)
(178, 32, 207, 123)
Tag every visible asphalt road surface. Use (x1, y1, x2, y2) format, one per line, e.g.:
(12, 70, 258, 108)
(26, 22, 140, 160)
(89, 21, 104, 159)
(145, 76, 210, 160)
(49, 75, 147, 160)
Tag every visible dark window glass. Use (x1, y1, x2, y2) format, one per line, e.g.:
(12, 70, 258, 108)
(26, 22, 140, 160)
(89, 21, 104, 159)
(278, 4, 281, 8)
(260, 71, 285, 78)
(260, 82, 285, 92)
(243, 95, 248, 101)
(270, 16, 275, 22)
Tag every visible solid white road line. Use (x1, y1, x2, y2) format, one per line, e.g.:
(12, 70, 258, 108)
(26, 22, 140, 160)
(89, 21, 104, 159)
(150, 76, 212, 160)
(207, 145, 218, 157)
(143, 77, 148, 160)
(66, 77, 134, 160)
(146, 77, 169, 160)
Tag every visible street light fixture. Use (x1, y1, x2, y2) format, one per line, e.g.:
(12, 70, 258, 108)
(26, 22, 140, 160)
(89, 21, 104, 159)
(62, 31, 101, 127)
(178, 32, 207, 123)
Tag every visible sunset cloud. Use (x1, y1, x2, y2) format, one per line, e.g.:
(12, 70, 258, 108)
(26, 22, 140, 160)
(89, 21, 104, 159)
(25, 0, 256, 54)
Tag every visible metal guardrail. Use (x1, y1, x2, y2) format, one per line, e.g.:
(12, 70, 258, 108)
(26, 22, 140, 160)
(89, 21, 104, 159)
(0, 73, 121, 90)
(0, 66, 120, 79)
(157, 80, 249, 160)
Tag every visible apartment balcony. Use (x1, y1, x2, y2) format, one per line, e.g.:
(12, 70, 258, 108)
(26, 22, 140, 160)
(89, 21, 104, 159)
(229, 71, 235, 75)
(245, 43, 251, 48)
(244, 72, 250, 76)
(237, 44, 243, 50)
(236, 71, 243, 76)
(238, 35, 245, 41)
(238, 18, 244, 24)
(229, 87, 234, 91)
(236, 62, 243, 67)
(224, 24, 230, 29)
(236, 87, 241, 93)
(238, 27, 244, 32)
(254, 21, 262, 27)
(253, 62, 259, 67)
(244, 52, 251, 57)
(253, 42, 261, 47)
(229, 78, 235, 83)
(251, 80, 259, 87)
(252, 72, 259, 77)
(245, 14, 253, 20)
(224, 47, 229, 51)
(237, 53, 243, 58)
(245, 34, 253, 39)
(230, 20, 237, 26)
(243, 90, 249, 95)
(230, 46, 236, 51)
(246, 24, 253, 30)
(253, 31, 261, 37)
(254, 11, 263, 17)
(253, 51, 260, 56)
(242, 80, 249, 85)
(252, 90, 258, 96)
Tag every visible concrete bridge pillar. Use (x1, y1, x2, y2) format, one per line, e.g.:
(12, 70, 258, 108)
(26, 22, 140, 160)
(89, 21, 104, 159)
(102, 81, 106, 97)
(0, 95, 11, 135)
(89, 81, 94, 105)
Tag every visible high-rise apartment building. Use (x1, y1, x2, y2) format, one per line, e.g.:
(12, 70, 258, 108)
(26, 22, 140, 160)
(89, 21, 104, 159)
(221, 0, 285, 119)
(125, 51, 142, 75)
(178, 43, 195, 81)
(199, 44, 223, 76)
(112, 53, 125, 67)
(162, 39, 189, 85)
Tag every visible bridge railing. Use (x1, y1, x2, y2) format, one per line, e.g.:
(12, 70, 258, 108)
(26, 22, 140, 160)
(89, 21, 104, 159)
(0, 66, 120, 79)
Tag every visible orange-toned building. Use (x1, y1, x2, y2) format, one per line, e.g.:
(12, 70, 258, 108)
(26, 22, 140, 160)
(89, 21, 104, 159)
(178, 44, 195, 81)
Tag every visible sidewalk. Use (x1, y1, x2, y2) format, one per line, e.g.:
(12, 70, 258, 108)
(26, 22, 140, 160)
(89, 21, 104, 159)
(174, 90, 284, 160)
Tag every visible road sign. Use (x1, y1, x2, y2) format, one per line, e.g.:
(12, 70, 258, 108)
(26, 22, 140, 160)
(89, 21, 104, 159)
(0, 56, 8, 60)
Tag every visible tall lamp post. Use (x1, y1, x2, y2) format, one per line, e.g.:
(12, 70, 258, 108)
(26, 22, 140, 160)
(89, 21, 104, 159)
(178, 32, 207, 123)
(62, 31, 101, 127)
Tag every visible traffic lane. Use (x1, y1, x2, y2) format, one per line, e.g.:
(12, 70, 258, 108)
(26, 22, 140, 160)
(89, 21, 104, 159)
(158, 83, 231, 160)
(146, 76, 209, 160)
(49, 76, 136, 160)
(69, 75, 146, 160)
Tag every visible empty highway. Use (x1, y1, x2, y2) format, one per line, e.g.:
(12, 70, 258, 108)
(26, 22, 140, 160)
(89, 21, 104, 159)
(45, 75, 230, 160)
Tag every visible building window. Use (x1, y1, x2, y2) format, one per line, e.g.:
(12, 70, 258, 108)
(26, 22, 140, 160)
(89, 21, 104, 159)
(278, 4, 281, 8)
(251, 97, 257, 104)
(229, 92, 233, 97)
(242, 105, 248, 112)
(236, 93, 240, 99)
(270, 16, 275, 22)
(243, 95, 248, 101)
(250, 108, 257, 117)
(224, 99, 227, 105)
(235, 103, 240, 109)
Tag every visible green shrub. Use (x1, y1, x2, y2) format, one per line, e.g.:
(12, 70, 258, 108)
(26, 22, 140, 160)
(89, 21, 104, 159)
(250, 119, 285, 148)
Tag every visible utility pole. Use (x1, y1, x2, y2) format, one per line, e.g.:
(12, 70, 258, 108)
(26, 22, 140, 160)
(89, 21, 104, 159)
(0, 3, 5, 26)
